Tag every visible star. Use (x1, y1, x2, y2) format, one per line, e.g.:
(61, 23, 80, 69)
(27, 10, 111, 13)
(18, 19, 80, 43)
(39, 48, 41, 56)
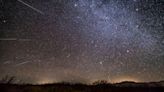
(3, 20, 7, 23)
(99, 61, 103, 65)
(126, 50, 130, 53)
(0, 0, 163, 84)
(135, 8, 139, 11)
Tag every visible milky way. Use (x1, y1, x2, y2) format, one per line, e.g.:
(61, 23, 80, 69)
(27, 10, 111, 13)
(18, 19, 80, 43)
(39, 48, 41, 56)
(0, 0, 164, 84)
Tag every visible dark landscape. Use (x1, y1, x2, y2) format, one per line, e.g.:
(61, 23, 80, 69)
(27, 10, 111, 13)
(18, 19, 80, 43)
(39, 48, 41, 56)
(1, 81, 164, 92)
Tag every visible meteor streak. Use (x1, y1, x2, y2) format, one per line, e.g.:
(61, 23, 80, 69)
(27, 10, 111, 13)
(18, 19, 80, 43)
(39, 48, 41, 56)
(0, 38, 31, 41)
(15, 61, 32, 66)
(17, 0, 44, 15)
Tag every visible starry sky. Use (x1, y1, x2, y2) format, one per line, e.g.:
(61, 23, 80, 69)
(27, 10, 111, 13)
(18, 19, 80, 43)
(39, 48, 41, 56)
(0, 0, 164, 84)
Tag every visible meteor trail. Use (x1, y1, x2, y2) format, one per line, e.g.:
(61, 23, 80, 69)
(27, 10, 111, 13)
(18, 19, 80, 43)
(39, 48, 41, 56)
(0, 38, 31, 41)
(15, 61, 32, 66)
(17, 0, 44, 15)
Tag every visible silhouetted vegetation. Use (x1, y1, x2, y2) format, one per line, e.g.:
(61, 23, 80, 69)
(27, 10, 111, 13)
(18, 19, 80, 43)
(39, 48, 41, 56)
(0, 75, 16, 84)
(92, 80, 109, 85)
(0, 79, 164, 92)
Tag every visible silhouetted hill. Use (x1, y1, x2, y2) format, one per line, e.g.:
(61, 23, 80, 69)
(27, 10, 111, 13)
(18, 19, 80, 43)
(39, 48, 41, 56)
(0, 81, 164, 92)
(114, 81, 164, 87)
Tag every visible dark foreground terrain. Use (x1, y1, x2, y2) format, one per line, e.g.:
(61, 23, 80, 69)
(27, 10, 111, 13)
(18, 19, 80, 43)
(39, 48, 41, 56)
(0, 81, 164, 92)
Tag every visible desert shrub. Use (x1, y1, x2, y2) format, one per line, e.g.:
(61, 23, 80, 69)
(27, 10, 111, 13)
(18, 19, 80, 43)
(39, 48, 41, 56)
(92, 80, 108, 85)
(0, 75, 16, 84)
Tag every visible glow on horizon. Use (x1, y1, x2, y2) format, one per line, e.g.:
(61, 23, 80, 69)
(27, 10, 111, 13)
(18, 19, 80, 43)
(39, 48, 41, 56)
(111, 76, 141, 83)
(36, 78, 56, 84)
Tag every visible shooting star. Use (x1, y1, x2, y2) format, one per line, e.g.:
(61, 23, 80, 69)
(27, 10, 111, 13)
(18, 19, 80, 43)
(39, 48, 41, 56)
(17, 0, 44, 15)
(15, 61, 32, 66)
(0, 38, 31, 41)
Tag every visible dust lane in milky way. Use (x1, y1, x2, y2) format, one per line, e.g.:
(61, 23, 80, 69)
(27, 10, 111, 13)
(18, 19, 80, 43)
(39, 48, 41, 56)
(0, 0, 164, 84)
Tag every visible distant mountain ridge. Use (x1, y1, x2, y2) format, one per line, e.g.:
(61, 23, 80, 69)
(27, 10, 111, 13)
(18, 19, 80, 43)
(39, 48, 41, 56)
(113, 81, 164, 87)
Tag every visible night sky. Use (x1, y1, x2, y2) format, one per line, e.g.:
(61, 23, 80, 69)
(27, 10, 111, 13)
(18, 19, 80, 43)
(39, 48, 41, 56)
(0, 0, 164, 84)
